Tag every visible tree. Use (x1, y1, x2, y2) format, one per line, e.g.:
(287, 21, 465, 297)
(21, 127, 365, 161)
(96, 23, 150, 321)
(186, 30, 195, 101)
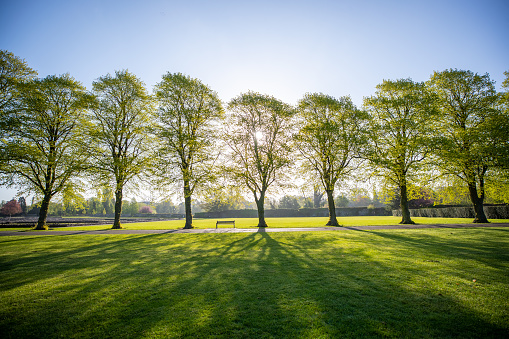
(17, 196, 27, 215)
(0, 74, 91, 229)
(0, 199, 22, 219)
(428, 69, 501, 223)
(61, 187, 86, 215)
(201, 185, 245, 212)
(89, 70, 153, 229)
(126, 198, 139, 216)
(313, 188, 325, 208)
(295, 93, 367, 226)
(279, 195, 300, 209)
(335, 195, 349, 207)
(153, 72, 223, 229)
(155, 200, 176, 214)
(139, 205, 154, 214)
(224, 92, 295, 227)
(364, 79, 438, 224)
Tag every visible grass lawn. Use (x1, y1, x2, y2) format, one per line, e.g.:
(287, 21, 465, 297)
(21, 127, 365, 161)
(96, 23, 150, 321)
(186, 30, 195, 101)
(2, 216, 509, 232)
(1, 227, 508, 338)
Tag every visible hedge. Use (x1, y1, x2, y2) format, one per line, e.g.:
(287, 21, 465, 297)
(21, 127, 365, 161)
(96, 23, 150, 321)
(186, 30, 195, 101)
(392, 205, 509, 219)
(194, 207, 390, 219)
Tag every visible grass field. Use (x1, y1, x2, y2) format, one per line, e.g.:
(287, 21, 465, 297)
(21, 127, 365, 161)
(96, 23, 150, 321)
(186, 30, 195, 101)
(1, 227, 508, 338)
(2, 216, 509, 232)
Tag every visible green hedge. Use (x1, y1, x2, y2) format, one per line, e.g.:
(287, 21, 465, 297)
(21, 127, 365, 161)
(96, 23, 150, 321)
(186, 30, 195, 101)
(194, 207, 390, 218)
(392, 205, 509, 219)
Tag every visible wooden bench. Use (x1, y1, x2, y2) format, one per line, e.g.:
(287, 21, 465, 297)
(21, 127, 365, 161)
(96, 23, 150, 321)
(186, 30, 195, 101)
(216, 220, 235, 229)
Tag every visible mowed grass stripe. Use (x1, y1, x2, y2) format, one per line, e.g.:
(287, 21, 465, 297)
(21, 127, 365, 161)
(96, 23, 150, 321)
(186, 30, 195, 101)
(0, 227, 508, 338)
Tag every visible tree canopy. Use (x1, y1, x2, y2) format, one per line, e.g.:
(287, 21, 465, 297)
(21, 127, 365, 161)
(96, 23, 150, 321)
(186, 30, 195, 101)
(428, 69, 500, 223)
(89, 70, 153, 229)
(224, 92, 295, 227)
(153, 72, 223, 229)
(0, 50, 37, 115)
(0, 74, 91, 229)
(364, 78, 438, 224)
(295, 93, 367, 226)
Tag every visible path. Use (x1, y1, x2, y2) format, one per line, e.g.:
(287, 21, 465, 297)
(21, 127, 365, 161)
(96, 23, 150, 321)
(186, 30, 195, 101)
(1, 223, 508, 236)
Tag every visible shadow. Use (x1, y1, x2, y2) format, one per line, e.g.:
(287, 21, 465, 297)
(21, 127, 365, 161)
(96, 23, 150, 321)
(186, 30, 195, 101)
(1, 230, 508, 338)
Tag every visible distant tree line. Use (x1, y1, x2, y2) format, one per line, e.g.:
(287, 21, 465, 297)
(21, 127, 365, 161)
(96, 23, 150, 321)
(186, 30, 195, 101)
(1, 50, 508, 229)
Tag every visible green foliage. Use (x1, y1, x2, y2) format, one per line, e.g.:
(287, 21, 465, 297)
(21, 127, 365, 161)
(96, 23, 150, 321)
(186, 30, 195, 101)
(224, 92, 295, 226)
(225, 92, 296, 192)
(494, 70, 509, 170)
(335, 195, 349, 207)
(0, 50, 37, 116)
(295, 93, 367, 225)
(123, 198, 139, 216)
(0, 74, 91, 228)
(153, 72, 224, 228)
(61, 187, 86, 215)
(1, 74, 91, 193)
(428, 69, 502, 221)
(155, 200, 176, 214)
(428, 69, 499, 178)
(364, 79, 438, 185)
(364, 78, 439, 223)
(485, 173, 509, 203)
(278, 195, 301, 209)
(296, 93, 367, 191)
(89, 70, 154, 228)
(201, 185, 247, 212)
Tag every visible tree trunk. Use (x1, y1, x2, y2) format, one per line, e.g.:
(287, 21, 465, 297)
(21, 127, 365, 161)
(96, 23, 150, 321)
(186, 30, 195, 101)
(399, 183, 414, 224)
(468, 181, 489, 223)
(255, 190, 267, 227)
(35, 193, 51, 230)
(183, 181, 193, 229)
(325, 189, 339, 226)
(112, 186, 123, 229)
(184, 194, 193, 229)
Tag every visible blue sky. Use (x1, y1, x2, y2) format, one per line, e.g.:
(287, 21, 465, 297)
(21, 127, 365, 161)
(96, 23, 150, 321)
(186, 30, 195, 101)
(1, 0, 508, 201)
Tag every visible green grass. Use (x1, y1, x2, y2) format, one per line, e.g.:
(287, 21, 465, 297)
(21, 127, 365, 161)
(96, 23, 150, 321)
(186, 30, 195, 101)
(1, 228, 508, 338)
(119, 216, 509, 230)
(2, 216, 509, 232)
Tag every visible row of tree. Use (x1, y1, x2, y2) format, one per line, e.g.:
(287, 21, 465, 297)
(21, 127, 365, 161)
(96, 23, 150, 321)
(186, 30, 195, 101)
(1, 50, 508, 229)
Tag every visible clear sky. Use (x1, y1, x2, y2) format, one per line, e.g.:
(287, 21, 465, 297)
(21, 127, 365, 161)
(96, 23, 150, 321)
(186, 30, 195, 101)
(1, 0, 508, 201)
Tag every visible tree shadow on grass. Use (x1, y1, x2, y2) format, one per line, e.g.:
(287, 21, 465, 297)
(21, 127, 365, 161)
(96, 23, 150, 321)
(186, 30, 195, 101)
(1, 230, 508, 338)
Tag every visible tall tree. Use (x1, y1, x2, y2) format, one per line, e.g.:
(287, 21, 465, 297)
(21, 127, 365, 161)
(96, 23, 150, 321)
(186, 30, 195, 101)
(313, 187, 324, 208)
(295, 93, 367, 226)
(153, 72, 223, 229)
(364, 79, 438, 224)
(224, 92, 295, 227)
(428, 69, 501, 223)
(89, 70, 153, 229)
(0, 74, 91, 229)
